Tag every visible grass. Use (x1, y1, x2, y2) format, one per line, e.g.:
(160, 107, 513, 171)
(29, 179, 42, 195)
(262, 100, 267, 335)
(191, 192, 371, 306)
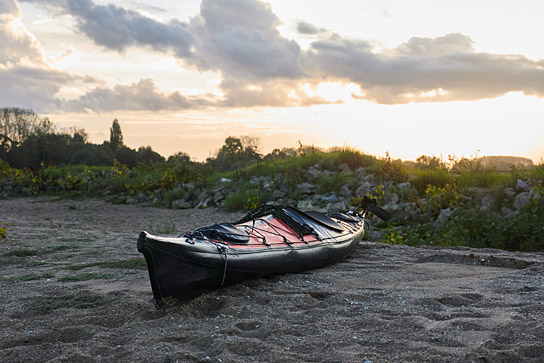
(24, 294, 108, 314)
(6, 273, 54, 282)
(58, 273, 115, 282)
(147, 220, 176, 234)
(64, 257, 147, 271)
(4, 244, 80, 257)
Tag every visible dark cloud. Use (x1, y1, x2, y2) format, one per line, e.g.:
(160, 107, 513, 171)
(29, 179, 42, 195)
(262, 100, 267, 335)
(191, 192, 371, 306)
(61, 78, 211, 112)
(67, 0, 194, 57)
(0, 66, 75, 111)
(296, 21, 326, 35)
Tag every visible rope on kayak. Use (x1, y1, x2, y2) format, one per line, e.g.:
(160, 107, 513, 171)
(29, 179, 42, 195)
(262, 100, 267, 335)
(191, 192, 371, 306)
(211, 241, 229, 285)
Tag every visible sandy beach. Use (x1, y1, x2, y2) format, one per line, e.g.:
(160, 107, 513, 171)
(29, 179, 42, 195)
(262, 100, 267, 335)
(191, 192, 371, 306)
(1, 197, 543, 362)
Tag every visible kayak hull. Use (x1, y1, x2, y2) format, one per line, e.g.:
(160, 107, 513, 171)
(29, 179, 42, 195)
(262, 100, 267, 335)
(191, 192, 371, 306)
(137, 206, 366, 307)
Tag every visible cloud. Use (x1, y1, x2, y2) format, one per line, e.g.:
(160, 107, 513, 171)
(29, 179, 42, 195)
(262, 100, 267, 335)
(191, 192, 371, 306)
(61, 78, 213, 112)
(12, 0, 544, 111)
(307, 33, 544, 103)
(0, 0, 45, 65)
(296, 21, 327, 35)
(0, 66, 75, 111)
(0, 0, 75, 111)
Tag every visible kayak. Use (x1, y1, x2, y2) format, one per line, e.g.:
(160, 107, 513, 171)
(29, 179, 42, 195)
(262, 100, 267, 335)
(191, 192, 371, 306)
(137, 197, 390, 308)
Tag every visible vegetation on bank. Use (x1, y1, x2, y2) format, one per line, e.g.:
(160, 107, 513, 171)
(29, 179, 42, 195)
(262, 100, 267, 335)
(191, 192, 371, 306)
(1, 107, 543, 252)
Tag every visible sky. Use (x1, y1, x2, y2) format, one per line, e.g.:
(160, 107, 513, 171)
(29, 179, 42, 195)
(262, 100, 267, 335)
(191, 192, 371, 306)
(1, 0, 544, 162)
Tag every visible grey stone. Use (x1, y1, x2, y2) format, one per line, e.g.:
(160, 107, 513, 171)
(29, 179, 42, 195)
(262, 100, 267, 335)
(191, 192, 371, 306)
(501, 207, 516, 218)
(213, 191, 224, 204)
(306, 168, 322, 181)
(516, 179, 529, 190)
(185, 182, 196, 190)
(320, 194, 339, 203)
(434, 208, 452, 228)
(355, 184, 368, 196)
(481, 193, 496, 210)
(297, 182, 318, 194)
(197, 190, 209, 202)
(339, 184, 352, 197)
(196, 197, 213, 209)
(172, 199, 192, 209)
(327, 200, 347, 212)
(273, 189, 287, 199)
(297, 200, 314, 210)
(397, 182, 411, 191)
(504, 188, 516, 198)
(513, 192, 531, 210)
(384, 193, 399, 207)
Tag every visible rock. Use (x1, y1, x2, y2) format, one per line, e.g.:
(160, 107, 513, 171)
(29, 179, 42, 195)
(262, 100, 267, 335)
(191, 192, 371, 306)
(501, 207, 516, 218)
(504, 188, 516, 198)
(397, 182, 411, 191)
(339, 184, 352, 197)
(513, 192, 531, 210)
(321, 194, 339, 203)
(273, 189, 287, 199)
(197, 190, 209, 203)
(327, 200, 347, 212)
(384, 193, 399, 208)
(219, 177, 232, 184)
(516, 179, 529, 191)
(306, 167, 322, 181)
(172, 199, 192, 209)
(196, 197, 213, 209)
(434, 208, 452, 228)
(185, 182, 196, 190)
(481, 193, 496, 210)
(297, 200, 313, 210)
(355, 184, 368, 196)
(125, 196, 139, 204)
(297, 182, 318, 194)
(213, 191, 224, 204)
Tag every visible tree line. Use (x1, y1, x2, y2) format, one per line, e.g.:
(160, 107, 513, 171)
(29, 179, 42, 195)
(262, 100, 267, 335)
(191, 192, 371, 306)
(0, 108, 266, 171)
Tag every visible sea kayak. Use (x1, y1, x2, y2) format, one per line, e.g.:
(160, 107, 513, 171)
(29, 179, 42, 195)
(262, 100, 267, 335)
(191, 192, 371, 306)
(137, 197, 390, 308)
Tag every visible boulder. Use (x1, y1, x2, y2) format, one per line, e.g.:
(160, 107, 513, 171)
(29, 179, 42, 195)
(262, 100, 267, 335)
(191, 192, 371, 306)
(480, 193, 496, 210)
(321, 194, 339, 203)
(504, 188, 516, 198)
(516, 179, 529, 191)
(297, 200, 314, 210)
(306, 167, 322, 181)
(397, 182, 411, 191)
(513, 192, 531, 210)
(297, 182, 318, 195)
(434, 208, 452, 228)
(213, 191, 224, 204)
(272, 189, 287, 199)
(172, 199, 192, 209)
(339, 184, 352, 197)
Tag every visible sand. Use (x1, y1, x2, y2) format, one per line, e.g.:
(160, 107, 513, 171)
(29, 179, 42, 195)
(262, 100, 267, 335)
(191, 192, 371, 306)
(1, 197, 543, 362)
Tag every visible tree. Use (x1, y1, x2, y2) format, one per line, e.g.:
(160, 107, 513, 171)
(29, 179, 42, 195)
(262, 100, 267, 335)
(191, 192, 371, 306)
(0, 107, 53, 152)
(137, 146, 164, 164)
(209, 136, 262, 171)
(114, 146, 138, 168)
(109, 118, 124, 152)
(416, 155, 446, 170)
